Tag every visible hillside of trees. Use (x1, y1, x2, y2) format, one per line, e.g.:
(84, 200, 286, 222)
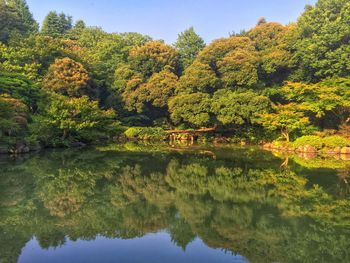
(0, 0, 349, 152)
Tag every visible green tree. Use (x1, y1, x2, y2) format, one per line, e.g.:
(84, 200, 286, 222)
(73, 20, 86, 31)
(197, 36, 255, 70)
(174, 27, 206, 70)
(168, 93, 212, 127)
(0, 0, 37, 43)
(8, 0, 38, 33)
(282, 80, 350, 129)
(129, 41, 179, 78)
(217, 48, 258, 88)
(0, 35, 68, 81)
(41, 11, 72, 38)
(257, 103, 310, 142)
(43, 57, 91, 97)
(212, 89, 270, 126)
(121, 66, 178, 115)
(0, 96, 28, 139)
(31, 93, 115, 144)
(65, 20, 86, 40)
(0, 72, 41, 110)
(248, 21, 296, 84)
(176, 61, 220, 94)
(295, 0, 350, 80)
(137, 66, 178, 109)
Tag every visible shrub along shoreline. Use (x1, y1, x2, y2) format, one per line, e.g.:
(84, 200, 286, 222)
(1, 125, 350, 158)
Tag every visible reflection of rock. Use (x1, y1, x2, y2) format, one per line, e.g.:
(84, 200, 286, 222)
(340, 154, 350, 161)
(327, 147, 341, 155)
(70, 141, 87, 148)
(340, 147, 350, 155)
(296, 145, 317, 153)
(263, 143, 273, 149)
(1, 141, 42, 154)
(9, 141, 30, 154)
(264, 143, 294, 152)
(297, 151, 317, 160)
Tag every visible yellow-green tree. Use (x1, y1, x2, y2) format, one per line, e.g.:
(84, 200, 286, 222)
(258, 103, 310, 142)
(176, 61, 220, 94)
(43, 57, 91, 97)
(129, 41, 179, 78)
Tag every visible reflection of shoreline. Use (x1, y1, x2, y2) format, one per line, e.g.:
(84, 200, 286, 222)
(0, 146, 349, 263)
(263, 146, 350, 161)
(263, 147, 350, 161)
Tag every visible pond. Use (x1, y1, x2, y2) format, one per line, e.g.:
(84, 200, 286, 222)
(0, 143, 349, 263)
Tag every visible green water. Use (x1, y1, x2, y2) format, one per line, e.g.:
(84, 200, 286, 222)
(0, 143, 349, 263)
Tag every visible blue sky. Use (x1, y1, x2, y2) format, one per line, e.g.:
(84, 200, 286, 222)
(27, 0, 317, 43)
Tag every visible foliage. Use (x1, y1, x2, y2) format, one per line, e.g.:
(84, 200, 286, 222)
(0, 96, 28, 140)
(1, 0, 350, 147)
(124, 127, 166, 141)
(322, 135, 350, 148)
(248, 22, 296, 84)
(295, 0, 350, 80)
(43, 57, 91, 97)
(217, 48, 258, 88)
(292, 135, 350, 149)
(0, 72, 41, 109)
(168, 93, 212, 127)
(176, 61, 220, 94)
(0, 34, 69, 81)
(129, 41, 179, 78)
(212, 89, 270, 126)
(30, 93, 115, 145)
(293, 135, 324, 149)
(282, 81, 349, 119)
(174, 27, 206, 70)
(41, 11, 72, 38)
(0, 0, 38, 43)
(258, 103, 310, 142)
(121, 66, 178, 113)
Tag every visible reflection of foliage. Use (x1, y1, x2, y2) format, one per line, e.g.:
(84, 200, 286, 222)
(0, 146, 349, 263)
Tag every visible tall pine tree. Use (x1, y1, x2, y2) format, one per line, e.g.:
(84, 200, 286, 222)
(0, 0, 38, 43)
(174, 27, 206, 70)
(41, 11, 72, 37)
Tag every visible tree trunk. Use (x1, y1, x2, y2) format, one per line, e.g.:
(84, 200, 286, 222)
(281, 129, 290, 142)
(62, 129, 69, 140)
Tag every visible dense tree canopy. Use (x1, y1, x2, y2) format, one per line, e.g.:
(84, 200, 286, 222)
(295, 0, 350, 80)
(0, 96, 28, 139)
(31, 93, 115, 145)
(43, 57, 91, 97)
(176, 61, 220, 94)
(0, 0, 349, 148)
(168, 93, 212, 127)
(0, 0, 38, 43)
(129, 41, 179, 78)
(212, 90, 270, 126)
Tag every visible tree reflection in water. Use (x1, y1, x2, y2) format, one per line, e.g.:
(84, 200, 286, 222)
(0, 144, 349, 263)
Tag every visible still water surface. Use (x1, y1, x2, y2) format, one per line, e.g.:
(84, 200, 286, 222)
(0, 143, 349, 263)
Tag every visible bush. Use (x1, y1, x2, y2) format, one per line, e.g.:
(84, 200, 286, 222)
(124, 127, 166, 141)
(322, 136, 350, 148)
(293, 135, 323, 149)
